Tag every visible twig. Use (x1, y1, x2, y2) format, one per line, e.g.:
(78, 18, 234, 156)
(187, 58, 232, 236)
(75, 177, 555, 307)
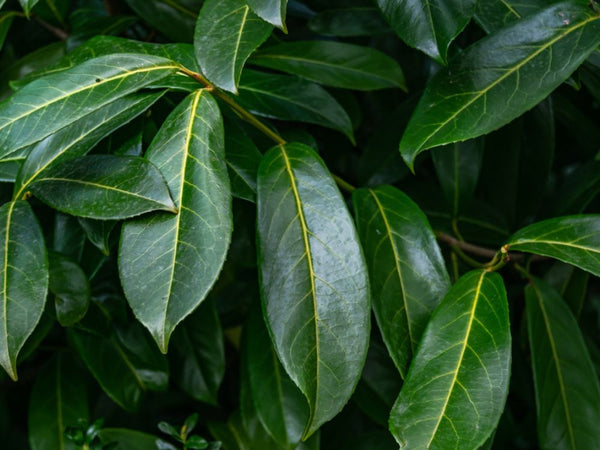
(35, 17, 68, 40)
(436, 231, 498, 260)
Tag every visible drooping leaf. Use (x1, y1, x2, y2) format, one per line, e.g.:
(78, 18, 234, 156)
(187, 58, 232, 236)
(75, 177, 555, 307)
(247, 0, 287, 30)
(251, 41, 406, 91)
(308, 7, 391, 37)
(0, 201, 48, 380)
(28, 354, 89, 450)
(77, 218, 116, 256)
(544, 262, 589, 318)
(245, 305, 309, 448)
(224, 119, 262, 202)
(525, 277, 600, 449)
(14, 92, 164, 199)
(237, 70, 354, 142)
(119, 90, 232, 352)
(257, 142, 370, 438)
(375, 0, 477, 63)
(29, 155, 177, 220)
(400, 2, 600, 169)
(0, 54, 179, 161)
(125, 0, 198, 42)
(353, 186, 450, 377)
(389, 270, 511, 449)
(194, 0, 273, 93)
(18, 0, 39, 17)
(48, 251, 90, 327)
(506, 215, 600, 277)
(170, 299, 225, 405)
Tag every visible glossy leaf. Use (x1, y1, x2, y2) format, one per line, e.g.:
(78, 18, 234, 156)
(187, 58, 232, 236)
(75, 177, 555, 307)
(0, 12, 18, 52)
(0, 1, 5, 10)
(0, 54, 178, 162)
(77, 218, 116, 256)
(507, 215, 600, 277)
(353, 186, 450, 377)
(257, 143, 370, 438)
(0, 201, 48, 380)
(247, 0, 287, 30)
(544, 262, 589, 318)
(119, 90, 232, 352)
(525, 277, 600, 449)
(18, 0, 39, 17)
(194, 0, 273, 93)
(400, 2, 600, 169)
(237, 70, 354, 142)
(14, 92, 164, 200)
(125, 0, 198, 42)
(170, 299, 225, 405)
(251, 41, 406, 91)
(389, 270, 511, 449)
(224, 120, 262, 202)
(48, 251, 90, 327)
(29, 155, 177, 220)
(28, 354, 89, 450)
(98, 428, 163, 450)
(245, 305, 309, 448)
(475, 0, 558, 33)
(375, 0, 477, 63)
(308, 7, 391, 37)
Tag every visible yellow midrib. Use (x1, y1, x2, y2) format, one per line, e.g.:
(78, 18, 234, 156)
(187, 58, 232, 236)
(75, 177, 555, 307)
(1, 201, 14, 379)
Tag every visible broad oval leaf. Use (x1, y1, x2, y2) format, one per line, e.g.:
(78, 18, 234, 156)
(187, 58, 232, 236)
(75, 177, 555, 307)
(400, 2, 600, 169)
(353, 186, 450, 377)
(257, 142, 370, 438)
(251, 41, 406, 91)
(389, 270, 511, 449)
(28, 354, 89, 450)
(48, 251, 90, 327)
(247, 0, 287, 30)
(237, 70, 354, 142)
(506, 215, 600, 277)
(29, 155, 177, 220)
(525, 277, 600, 449)
(119, 90, 232, 352)
(194, 0, 273, 93)
(375, 0, 477, 63)
(0, 54, 179, 161)
(0, 201, 48, 380)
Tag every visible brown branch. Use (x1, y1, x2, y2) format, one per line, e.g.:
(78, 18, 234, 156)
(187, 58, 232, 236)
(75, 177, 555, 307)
(436, 232, 498, 260)
(35, 17, 68, 40)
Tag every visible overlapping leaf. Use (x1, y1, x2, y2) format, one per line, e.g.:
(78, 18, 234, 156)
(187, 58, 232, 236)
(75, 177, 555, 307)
(0, 201, 48, 381)
(194, 0, 273, 92)
(119, 90, 232, 352)
(475, 0, 559, 33)
(224, 120, 262, 202)
(308, 7, 391, 37)
(0, 11, 18, 52)
(353, 186, 450, 377)
(389, 270, 510, 449)
(257, 143, 370, 438)
(526, 277, 600, 449)
(251, 41, 406, 91)
(19, 0, 39, 17)
(125, 0, 198, 42)
(507, 215, 600, 277)
(400, 2, 600, 168)
(48, 251, 90, 327)
(247, 0, 287, 30)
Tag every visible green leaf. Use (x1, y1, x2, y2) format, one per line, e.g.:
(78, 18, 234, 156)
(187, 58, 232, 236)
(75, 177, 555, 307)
(237, 70, 354, 142)
(353, 186, 450, 377)
(14, 92, 164, 200)
(170, 299, 225, 405)
(506, 215, 600, 277)
(389, 270, 511, 449)
(0, 1, 5, 10)
(400, 2, 600, 169)
(18, 0, 39, 17)
(29, 155, 177, 220)
(48, 251, 90, 327)
(245, 305, 309, 448)
(375, 0, 477, 63)
(119, 90, 232, 352)
(525, 277, 600, 449)
(308, 7, 391, 37)
(98, 428, 162, 450)
(475, 0, 558, 33)
(544, 262, 589, 318)
(77, 218, 116, 256)
(0, 12, 19, 52)
(125, 0, 198, 42)
(28, 354, 89, 450)
(0, 54, 179, 161)
(256, 143, 370, 438)
(194, 0, 273, 93)
(247, 0, 287, 30)
(251, 41, 406, 91)
(0, 201, 48, 381)
(224, 120, 262, 202)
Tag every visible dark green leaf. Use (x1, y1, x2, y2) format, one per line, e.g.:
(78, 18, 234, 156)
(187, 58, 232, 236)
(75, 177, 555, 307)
(224, 120, 262, 202)
(48, 251, 90, 327)
(475, 0, 558, 33)
(125, 0, 198, 42)
(19, 0, 39, 17)
(353, 186, 450, 377)
(308, 7, 391, 37)
(77, 219, 116, 256)
(28, 354, 89, 450)
(98, 428, 162, 450)
(119, 90, 232, 352)
(0, 201, 47, 380)
(158, 422, 181, 441)
(551, 162, 600, 215)
(506, 215, 600, 277)
(247, 0, 287, 30)
(257, 143, 370, 438)
(389, 270, 511, 448)
(186, 435, 209, 449)
(400, 2, 600, 169)
(525, 277, 600, 449)
(0, 12, 18, 52)
(68, 13, 137, 48)
(29, 155, 177, 220)
(251, 41, 406, 91)
(194, 0, 273, 93)
(183, 413, 199, 437)
(544, 262, 589, 318)
(237, 70, 354, 142)
(375, 0, 477, 63)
